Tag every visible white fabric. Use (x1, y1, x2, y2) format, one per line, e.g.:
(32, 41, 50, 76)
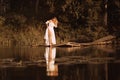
(44, 20, 57, 45)
(44, 47, 56, 71)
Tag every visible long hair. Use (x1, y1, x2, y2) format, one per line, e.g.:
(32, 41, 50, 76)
(51, 17, 58, 27)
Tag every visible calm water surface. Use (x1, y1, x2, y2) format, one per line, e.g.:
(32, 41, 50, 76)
(0, 45, 119, 80)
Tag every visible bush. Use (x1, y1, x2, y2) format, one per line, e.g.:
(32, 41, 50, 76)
(0, 16, 5, 25)
(4, 14, 27, 31)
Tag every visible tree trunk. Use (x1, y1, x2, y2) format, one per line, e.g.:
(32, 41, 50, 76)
(35, 0, 39, 15)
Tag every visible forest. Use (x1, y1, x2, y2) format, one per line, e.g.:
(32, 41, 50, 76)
(0, 0, 119, 46)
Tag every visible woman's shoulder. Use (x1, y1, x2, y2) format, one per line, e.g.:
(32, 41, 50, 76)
(46, 20, 53, 24)
(46, 20, 56, 27)
(45, 20, 49, 24)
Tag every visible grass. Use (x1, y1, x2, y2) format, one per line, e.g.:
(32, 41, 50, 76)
(0, 15, 109, 46)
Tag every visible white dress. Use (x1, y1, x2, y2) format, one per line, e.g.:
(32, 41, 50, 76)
(44, 47, 56, 72)
(44, 20, 57, 45)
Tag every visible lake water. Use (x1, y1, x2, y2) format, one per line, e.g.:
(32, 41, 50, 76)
(0, 45, 119, 80)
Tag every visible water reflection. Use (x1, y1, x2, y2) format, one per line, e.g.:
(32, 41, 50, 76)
(0, 46, 119, 80)
(44, 47, 58, 76)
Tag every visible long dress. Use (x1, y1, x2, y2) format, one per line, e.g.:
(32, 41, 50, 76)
(44, 20, 57, 45)
(44, 47, 58, 76)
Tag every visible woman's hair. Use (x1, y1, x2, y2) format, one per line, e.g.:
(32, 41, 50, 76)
(51, 17, 58, 26)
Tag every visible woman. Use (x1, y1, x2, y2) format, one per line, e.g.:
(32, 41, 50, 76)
(44, 17, 58, 46)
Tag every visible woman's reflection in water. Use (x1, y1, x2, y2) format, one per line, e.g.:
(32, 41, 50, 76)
(44, 47, 58, 76)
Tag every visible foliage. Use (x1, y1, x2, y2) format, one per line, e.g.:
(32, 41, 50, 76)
(0, 16, 109, 46)
(4, 14, 27, 31)
(0, 16, 5, 25)
(0, 0, 119, 46)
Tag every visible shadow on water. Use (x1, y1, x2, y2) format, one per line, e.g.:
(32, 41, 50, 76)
(0, 45, 119, 80)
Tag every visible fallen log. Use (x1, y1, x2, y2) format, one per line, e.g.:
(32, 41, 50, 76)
(38, 42, 81, 47)
(92, 35, 116, 45)
(31, 35, 117, 47)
